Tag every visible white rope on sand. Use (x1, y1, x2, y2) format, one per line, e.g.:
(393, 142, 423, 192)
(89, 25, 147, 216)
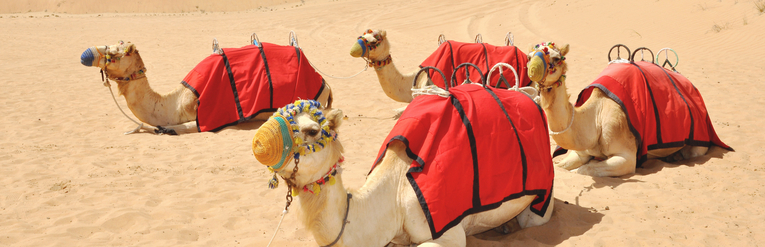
(104, 80, 147, 134)
(307, 59, 369, 79)
(266, 209, 289, 247)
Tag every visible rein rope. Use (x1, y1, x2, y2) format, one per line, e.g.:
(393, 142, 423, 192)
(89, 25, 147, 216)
(97, 43, 156, 134)
(549, 103, 575, 135)
(102, 77, 145, 135)
(98, 47, 148, 134)
(307, 57, 369, 79)
(321, 192, 352, 247)
(261, 100, 348, 247)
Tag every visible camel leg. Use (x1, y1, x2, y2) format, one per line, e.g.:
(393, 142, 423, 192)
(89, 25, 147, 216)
(393, 106, 407, 120)
(662, 145, 708, 162)
(556, 150, 591, 170)
(681, 145, 708, 159)
(153, 121, 199, 135)
(575, 152, 636, 177)
(417, 224, 466, 247)
(516, 192, 555, 228)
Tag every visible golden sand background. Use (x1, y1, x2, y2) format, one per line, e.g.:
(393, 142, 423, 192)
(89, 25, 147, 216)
(1, 0, 764, 245)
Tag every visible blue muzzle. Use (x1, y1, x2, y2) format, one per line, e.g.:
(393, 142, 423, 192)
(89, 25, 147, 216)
(357, 38, 367, 57)
(80, 47, 98, 67)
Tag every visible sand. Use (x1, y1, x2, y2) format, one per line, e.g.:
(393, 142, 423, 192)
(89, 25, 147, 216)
(1, 0, 764, 246)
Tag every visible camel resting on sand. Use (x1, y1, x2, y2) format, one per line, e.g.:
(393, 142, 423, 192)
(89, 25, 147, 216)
(251, 96, 553, 246)
(349, 29, 531, 118)
(79, 38, 332, 135)
(527, 42, 732, 177)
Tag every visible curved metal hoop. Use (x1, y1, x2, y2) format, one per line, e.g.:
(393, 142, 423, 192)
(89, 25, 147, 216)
(474, 34, 483, 44)
(656, 47, 680, 70)
(414, 66, 448, 90)
(438, 34, 447, 46)
(505, 32, 514, 46)
(289, 30, 299, 48)
(487, 63, 520, 89)
(251, 33, 261, 46)
(452, 63, 486, 88)
(631, 47, 655, 63)
(608, 44, 631, 62)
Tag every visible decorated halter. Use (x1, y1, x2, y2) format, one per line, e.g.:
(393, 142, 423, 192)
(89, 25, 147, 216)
(92, 41, 148, 85)
(252, 100, 339, 197)
(356, 29, 385, 58)
(527, 42, 566, 92)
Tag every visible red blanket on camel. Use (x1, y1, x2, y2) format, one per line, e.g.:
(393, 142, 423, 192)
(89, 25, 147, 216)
(182, 43, 326, 132)
(420, 41, 530, 89)
(371, 84, 553, 239)
(571, 61, 732, 165)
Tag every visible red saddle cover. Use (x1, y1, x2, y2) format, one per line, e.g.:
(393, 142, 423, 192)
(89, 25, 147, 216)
(182, 43, 326, 132)
(371, 84, 554, 239)
(574, 61, 732, 165)
(420, 40, 530, 89)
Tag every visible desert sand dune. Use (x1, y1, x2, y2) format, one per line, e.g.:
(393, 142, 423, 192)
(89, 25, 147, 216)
(1, 0, 763, 246)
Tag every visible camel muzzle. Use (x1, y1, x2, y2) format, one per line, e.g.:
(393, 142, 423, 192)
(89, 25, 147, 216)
(527, 52, 547, 82)
(252, 116, 294, 170)
(80, 47, 100, 67)
(350, 41, 365, 58)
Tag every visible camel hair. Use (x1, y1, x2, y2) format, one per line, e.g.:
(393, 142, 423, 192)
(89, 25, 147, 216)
(349, 29, 432, 118)
(80, 41, 332, 135)
(251, 104, 553, 247)
(527, 43, 708, 177)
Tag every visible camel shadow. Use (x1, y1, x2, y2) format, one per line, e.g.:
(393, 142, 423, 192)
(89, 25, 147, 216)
(223, 119, 267, 131)
(569, 146, 731, 188)
(468, 199, 603, 246)
(634, 146, 730, 176)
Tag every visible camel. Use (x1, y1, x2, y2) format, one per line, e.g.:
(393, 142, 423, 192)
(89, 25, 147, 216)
(350, 29, 532, 118)
(251, 97, 554, 247)
(79, 38, 332, 135)
(349, 29, 426, 118)
(527, 42, 731, 177)
(349, 29, 428, 103)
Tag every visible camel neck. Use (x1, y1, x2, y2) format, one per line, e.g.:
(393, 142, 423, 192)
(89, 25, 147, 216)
(297, 162, 401, 246)
(372, 55, 417, 103)
(539, 77, 596, 150)
(116, 77, 191, 126)
(540, 78, 578, 147)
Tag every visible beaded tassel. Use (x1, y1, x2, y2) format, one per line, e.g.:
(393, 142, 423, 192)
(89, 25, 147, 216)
(268, 173, 279, 189)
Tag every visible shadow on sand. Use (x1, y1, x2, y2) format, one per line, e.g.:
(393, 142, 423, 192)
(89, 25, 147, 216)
(634, 146, 730, 176)
(468, 199, 604, 246)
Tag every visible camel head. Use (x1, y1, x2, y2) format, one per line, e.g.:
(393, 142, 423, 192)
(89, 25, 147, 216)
(527, 42, 569, 94)
(349, 29, 389, 61)
(80, 41, 146, 82)
(252, 100, 344, 196)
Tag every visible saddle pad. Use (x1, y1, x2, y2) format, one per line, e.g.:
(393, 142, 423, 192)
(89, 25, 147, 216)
(371, 84, 553, 239)
(572, 61, 733, 165)
(182, 43, 326, 132)
(420, 40, 531, 89)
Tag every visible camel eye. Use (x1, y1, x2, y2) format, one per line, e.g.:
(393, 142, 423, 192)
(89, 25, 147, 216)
(305, 129, 319, 137)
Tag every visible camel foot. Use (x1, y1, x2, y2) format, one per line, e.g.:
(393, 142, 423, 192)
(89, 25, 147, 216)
(492, 217, 521, 235)
(393, 106, 407, 120)
(154, 126, 178, 135)
(124, 123, 144, 135)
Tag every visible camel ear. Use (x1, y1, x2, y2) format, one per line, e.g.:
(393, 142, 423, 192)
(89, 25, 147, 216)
(325, 108, 344, 131)
(125, 43, 137, 55)
(527, 44, 536, 59)
(559, 44, 569, 57)
(379, 30, 387, 38)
